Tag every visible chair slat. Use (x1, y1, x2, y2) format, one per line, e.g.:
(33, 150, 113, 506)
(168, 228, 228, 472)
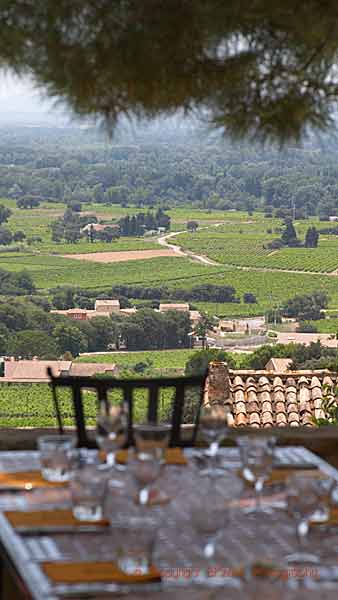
(48, 368, 207, 448)
(147, 384, 159, 423)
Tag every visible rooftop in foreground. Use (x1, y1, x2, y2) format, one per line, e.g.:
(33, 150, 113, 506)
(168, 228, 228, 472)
(205, 361, 336, 429)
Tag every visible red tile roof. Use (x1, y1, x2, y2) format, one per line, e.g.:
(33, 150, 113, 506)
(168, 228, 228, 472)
(205, 361, 335, 428)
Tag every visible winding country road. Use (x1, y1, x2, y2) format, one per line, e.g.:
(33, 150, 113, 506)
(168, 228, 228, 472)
(158, 223, 338, 277)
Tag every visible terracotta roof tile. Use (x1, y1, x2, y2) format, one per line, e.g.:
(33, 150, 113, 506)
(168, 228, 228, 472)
(205, 361, 337, 429)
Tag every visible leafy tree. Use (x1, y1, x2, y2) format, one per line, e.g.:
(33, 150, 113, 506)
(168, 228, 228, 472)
(282, 292, 328, 321)
(193, 313, 215, 349)
(51, 287, 75, 310)
(13, 230, 26, 242)
(185, 349, 236, 376)
(17, 196, 40, 209)
(304, 226, 319, 248)
(243, 293, 257, 304)
(53, 324, 88, 356)
(0, 205, 12, 225)
(8, 330, 59, 359)
(0, 227, 12, 245)
(280, 219, 299, 247)
(187, 220, 198, 232)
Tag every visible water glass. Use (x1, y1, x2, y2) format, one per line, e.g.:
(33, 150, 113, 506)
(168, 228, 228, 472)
(114, 516, 157, 575)
(238, 435, 276, 513)
(199, 402, 230, 476)
(134, 423, 171, 460)
(70, 463, 109, 521)
(96, 403, 127, 466)
(38, 435, 76, 482)
(128, 450, 162, 505)
(286, 474, 321, 565)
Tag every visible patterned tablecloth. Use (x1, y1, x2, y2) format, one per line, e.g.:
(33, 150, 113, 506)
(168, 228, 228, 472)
(0, 447, 338, 599)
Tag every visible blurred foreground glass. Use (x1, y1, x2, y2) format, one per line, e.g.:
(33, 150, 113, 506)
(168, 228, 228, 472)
(38, 435, 76, 482)
(199, 402, 230, 476)
(134, 423, 171, 460)
(96, 403, 127, 467)
(190, 486, 229, 563)
(238, 435, 276, 514)
(70, 463, 109, 521)
(114, 515, 157, 575)
(129, 451, 162, 505)
(286, 474, 321, 565)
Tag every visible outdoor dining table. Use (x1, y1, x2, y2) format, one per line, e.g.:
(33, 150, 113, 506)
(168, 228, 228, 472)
(0, 447, 338, 599)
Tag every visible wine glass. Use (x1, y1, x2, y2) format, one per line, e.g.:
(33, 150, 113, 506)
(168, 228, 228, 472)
(199, 402, 230, 476)
(128, 451, 162, 505)
(286, 474, 322, 565)
(189, 480, 231, 585)
(237, 435, 276, 514)
(96, 402, 128, 467)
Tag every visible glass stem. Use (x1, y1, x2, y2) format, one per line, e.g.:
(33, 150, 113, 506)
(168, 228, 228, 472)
(209, 441, 219, 472)
(255, 478, 264, 511)
(106, 451, 116, 467)
(296, 519, 309, 549)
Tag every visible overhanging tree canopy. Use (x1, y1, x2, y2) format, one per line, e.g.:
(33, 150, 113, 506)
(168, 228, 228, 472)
(2, 1, 338, 142)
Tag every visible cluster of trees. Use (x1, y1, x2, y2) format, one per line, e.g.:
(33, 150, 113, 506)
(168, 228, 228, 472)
(0, 269, 35, 296)
(0, 204, 26, 246)
(118, 209, 170, 236)
(267, 219, 319, 250)
(111, 283, 240, 304)
(3, 125, 338, 218)
(185, 341, 337, 375)
(51, 207, 99, 244)
(281, 292, 328, 321)
(0, 298, 191, 358)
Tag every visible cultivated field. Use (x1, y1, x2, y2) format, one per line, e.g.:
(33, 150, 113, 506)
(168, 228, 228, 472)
(175, 217, 338, 273)
(63, 248, 180, 262)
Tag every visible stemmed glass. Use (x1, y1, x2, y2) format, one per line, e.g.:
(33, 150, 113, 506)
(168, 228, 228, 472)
(128, 451, 162, 505)
(96, 402, 128, 467)
(190, 487, 229, 564)
(286, 474, 322, 565)
(237, 435, 276, 514)
(199, 402, 230, 476)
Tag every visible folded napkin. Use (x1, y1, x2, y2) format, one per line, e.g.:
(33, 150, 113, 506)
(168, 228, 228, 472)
(311, 506, 338, 527)
(42, 560, 161, 584)
(5, 509, 109, 529)
(114, 447, 187, 466)
(0, 470, 66, 489)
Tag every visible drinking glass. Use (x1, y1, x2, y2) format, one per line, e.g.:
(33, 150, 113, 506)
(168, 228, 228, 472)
(96, 403, 127, 467)
(286, 474, 321, 565)
(190, 487, 229, 562)
(128, 451, 162, 505)
(237, 435, 276, 514)
(199, 402, 230, 476)
(134, 423, 171, 461)
(114, 515, 158, 575)
(70, 463, 109, 521)
(38, 435, 76, 482)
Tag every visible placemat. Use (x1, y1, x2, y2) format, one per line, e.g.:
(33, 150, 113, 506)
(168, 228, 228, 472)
(42, 560, 161, 584)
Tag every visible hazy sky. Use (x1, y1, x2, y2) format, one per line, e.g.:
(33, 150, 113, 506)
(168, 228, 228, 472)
(0, 72, 67, 123)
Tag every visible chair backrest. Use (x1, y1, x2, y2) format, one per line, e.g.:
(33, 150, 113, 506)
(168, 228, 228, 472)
(47, 368, 207, 448)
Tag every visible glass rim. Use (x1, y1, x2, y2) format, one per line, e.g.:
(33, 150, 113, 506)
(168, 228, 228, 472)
(134, 423, 171, 432)
(37, 434, 76, 445)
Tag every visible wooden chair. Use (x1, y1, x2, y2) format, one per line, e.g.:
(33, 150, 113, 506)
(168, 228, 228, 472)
(47, 368, 207, 448)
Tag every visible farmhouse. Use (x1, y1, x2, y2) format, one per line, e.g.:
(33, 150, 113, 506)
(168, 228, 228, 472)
(0, 359, 116, 382)
(159, 303, 190, 312)
(81, 223, 120, 234)
(51, 299, 127, 321)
